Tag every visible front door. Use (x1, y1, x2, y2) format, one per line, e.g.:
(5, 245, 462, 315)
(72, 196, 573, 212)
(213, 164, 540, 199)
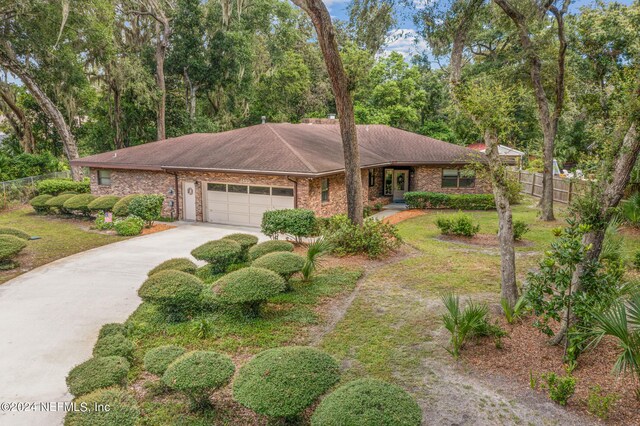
(183, 181, 196, 221)
(392, 170, 408, 202)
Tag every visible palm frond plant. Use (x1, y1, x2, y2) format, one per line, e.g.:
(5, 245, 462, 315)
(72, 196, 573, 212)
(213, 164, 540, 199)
(501, 295, 528, 324)
(600, 215, 624, 264)
(622, 192, 640, 227)
(441, 293, 496, 359)
(301, 238, 332, 281)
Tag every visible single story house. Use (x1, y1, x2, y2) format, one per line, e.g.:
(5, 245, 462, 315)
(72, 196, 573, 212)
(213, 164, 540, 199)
(71, 122, 490, 226)
(468, 142, 525, 167)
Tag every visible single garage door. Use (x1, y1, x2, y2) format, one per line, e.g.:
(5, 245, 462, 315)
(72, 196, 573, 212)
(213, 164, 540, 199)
(206, 182, 295, 226)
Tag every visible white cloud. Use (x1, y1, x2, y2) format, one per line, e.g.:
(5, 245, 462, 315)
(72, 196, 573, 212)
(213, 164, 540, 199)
(381, 29, 429, 60)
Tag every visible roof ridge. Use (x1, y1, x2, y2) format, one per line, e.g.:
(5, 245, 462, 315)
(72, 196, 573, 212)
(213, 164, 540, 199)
(265, 124, 318, 173)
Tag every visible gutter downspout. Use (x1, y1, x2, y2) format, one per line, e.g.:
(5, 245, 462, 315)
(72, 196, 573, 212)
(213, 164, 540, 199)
(170, 171, 180, 220)
(287, 176, 298, 208)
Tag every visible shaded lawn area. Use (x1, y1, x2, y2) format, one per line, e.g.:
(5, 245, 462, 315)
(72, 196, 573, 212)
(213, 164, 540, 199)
(0, 207, 127, 284)
(122, 266, 363, 425)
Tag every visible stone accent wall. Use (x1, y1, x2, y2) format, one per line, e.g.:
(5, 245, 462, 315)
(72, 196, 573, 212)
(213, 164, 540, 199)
(89, 169, 176, 217)
(413, 165, 491, 194)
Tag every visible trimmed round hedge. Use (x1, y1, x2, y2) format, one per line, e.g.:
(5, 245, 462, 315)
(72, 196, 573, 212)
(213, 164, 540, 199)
(0, 227, 30, 240)
(144, 345, 187, 376)
(114, 216, 144, 236)
(112, 194, 141, 217)
(64, 387, 140, 426)
(191, 239, 242, 274)
(138, 270, 203, 320)
(148, 258, 198, 277)
(222, 233, 259, 260)
(66, 356, 130, 397)
(310, 378, 422, 426)
(128, 194, 164, 226)
(46, 193, 77, 213)
(88, 195, 121, 212)
(30, 194, 53, 214)
(63, 194, 97, 214)
(93, 333, 134, 360)
(248, 240, 294, 261)
(233, 346, 340, 418)
(214, 267, 286, 316)
(252, 252, 305, 282)
(162, 351, 235, 409)
(98, 323, 126, 339)
(0, 235, 27, 262)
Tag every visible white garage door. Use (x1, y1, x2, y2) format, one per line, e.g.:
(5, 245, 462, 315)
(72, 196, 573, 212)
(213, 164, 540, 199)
(206, 183, 295, 226)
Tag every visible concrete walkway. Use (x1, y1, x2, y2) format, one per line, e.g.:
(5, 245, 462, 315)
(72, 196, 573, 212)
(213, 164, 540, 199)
(0, 223, 265, 426)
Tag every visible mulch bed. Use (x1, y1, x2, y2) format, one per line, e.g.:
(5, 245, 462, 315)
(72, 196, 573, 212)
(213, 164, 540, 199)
(464, 317, 639, 424)
(436, 233, 533, 248)
(381, 209, 426, 224)
(141, 223, 175, 235)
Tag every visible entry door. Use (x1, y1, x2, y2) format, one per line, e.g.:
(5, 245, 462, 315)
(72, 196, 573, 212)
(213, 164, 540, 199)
(183, 181, 196, 221)
(392, 170, 409, 202)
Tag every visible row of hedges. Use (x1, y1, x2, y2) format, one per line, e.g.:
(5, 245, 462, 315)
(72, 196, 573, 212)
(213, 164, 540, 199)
(35, 178, 90, 195)
(404, 191, 495, 210)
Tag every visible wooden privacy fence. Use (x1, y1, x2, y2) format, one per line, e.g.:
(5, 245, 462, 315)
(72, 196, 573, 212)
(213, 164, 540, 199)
(507, 170, 589, 204)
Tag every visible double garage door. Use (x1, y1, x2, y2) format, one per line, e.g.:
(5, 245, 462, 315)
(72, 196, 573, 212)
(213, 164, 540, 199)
(206, 182, 295, 226)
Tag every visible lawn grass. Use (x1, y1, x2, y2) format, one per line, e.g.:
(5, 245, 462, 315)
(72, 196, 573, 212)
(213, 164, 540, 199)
(0, 207, 127, 284)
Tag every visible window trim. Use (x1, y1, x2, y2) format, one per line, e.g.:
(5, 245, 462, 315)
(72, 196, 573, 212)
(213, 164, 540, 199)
(321, 178, 330, 203)
(97, 169, 112, 186)
(441, 168, 475, 189)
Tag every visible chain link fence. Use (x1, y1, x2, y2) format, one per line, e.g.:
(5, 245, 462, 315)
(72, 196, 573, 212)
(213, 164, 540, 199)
(1, 171, 72, 208)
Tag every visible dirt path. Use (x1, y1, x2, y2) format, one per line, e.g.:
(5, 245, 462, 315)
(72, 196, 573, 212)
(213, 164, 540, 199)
(315, 248, 594, 426)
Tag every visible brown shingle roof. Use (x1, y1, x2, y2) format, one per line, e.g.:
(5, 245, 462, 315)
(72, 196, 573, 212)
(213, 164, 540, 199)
(71, 123, 485, 176)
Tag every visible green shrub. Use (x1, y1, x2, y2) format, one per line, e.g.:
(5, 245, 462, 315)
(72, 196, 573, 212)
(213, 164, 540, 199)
(148, 258, 198, 276)
(214, 267, 286, 316)
(94, 211, 114, 230)
(540, 372, 576, 406)
(0, 227, 30, 240)
(311, 378, 422, 426)
(622, 192, 640, 227)
(88, 195, 121, 212)
(128, 194, 164, 227)
(261, 209, 317, 242)
(66, 356, 130, 397)
(222, 233, 259, 261)
(252, 251, 305, 287)
(46, 193, 77, 214)
(30, 194, 53, 214)
(162, 351, 235, 410)
(233, 346, 340, 418)
(144, 345, 187, 376)
(138, 270, 203, 321)
(64, 387, 140, 426)
(505, 177, 523, 205)
(435, 213, 480, 237)
(63, 194, 97, 215)
(403, 191, 495, 210)
(112, 194, 141, 217)
(114, 216, 144, 236)
(191, 239, 242, 274)
(98, 323, 126, 340)
(321, 214, 401, 258)
(248, 240, 294, 261)
(0, 235, 27, 264)
(36, 178, 90, 195)
(513, 220, 530, 241)
(93, 333, 134, 360)
(634, 251, 640, 269)
(586, 385, 618, 420)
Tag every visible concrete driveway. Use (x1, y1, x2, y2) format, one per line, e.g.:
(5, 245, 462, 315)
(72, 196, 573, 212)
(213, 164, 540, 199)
(0, 223, 266, 426)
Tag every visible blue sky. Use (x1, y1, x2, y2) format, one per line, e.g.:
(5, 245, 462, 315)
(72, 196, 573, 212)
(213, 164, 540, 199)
(325, 0, 635, 58)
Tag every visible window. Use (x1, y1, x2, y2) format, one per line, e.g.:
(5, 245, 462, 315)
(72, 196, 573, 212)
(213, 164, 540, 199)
(272, 187, 294, 197)
(207, 183, 226, 192)
(441, 169, 475, 188)
(97, 170, 111, 186)
(321, 178, 330, 202)
(368, 170, 375, 187)
(384, 169, 393, 195)
(249, 186, 270, 195)
(228, 184, 248, 193)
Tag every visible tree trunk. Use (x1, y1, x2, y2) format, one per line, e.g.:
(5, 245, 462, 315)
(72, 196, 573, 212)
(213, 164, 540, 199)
(291, 0, 363, 225)
(113, 85, 124, 150)
(550, 123, 640, 345)
(183, 68, 197, 121)
(155, 19, 168, 141)
(485, 129, 519, 307)
(0, 86, 35, 153)
(0, 48, 81, 179)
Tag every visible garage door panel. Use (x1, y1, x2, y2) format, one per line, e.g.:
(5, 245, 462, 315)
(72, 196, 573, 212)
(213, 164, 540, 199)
(250, 214, 263, 226)
(228, 203, 250, 214)
(209, 211, 228, 223)
(208, 191, 228, 202)
(272, 196, 295, 209)
(249, 194, 271, 205)
(228, 193, 249, 203)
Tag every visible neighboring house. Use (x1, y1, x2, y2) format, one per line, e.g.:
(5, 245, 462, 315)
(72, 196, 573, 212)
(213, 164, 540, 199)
(71, 122, 490, 226)
(468, 143, 525, 167)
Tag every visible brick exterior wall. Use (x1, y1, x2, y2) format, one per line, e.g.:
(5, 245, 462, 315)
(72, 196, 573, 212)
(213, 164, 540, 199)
(89, 164, 491, 223)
